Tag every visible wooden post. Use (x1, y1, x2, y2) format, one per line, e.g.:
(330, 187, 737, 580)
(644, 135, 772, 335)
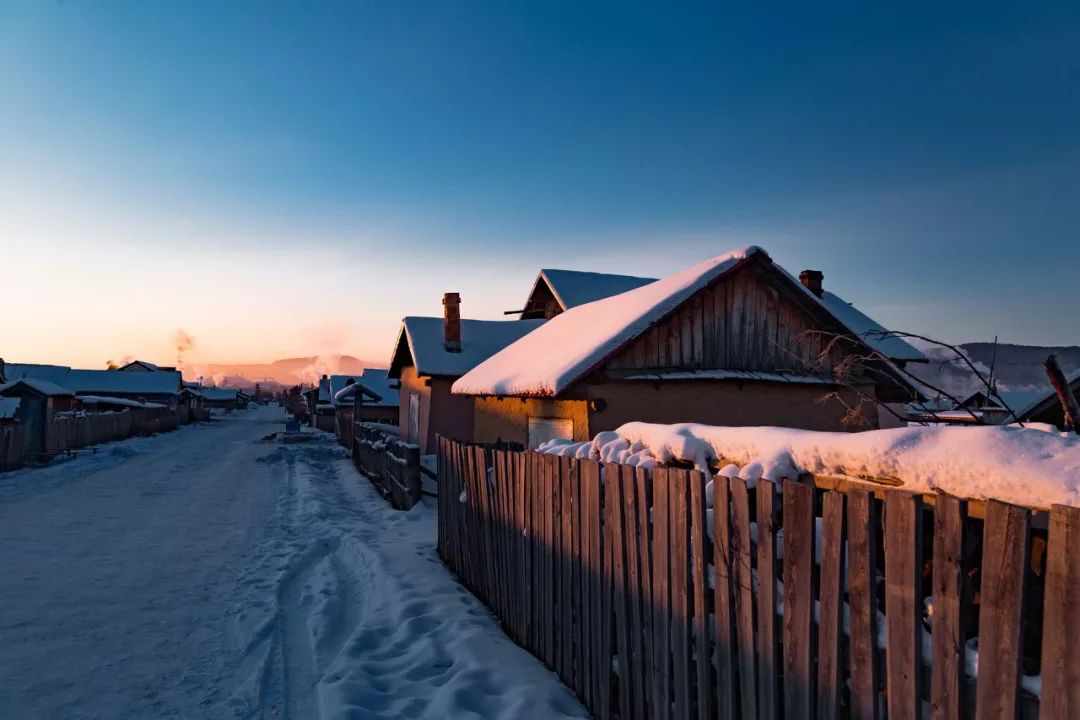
(1043, 354, 1080, 432)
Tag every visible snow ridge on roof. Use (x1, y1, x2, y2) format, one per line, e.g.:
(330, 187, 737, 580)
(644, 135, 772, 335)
(453, 247, 763, 397)
(814, 291, 925, 362)
(539, 268, 658, 310)
(401, 317, 547, 378)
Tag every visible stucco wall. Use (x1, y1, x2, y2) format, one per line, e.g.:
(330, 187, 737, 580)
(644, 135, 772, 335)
(585, 380, 878, 434)
(397, 367, 432, 451)
(427, 377, 476, 451)
(472, 396, 590, 447)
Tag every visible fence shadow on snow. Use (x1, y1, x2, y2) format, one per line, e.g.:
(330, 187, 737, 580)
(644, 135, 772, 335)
(436, 435, 1080, 720)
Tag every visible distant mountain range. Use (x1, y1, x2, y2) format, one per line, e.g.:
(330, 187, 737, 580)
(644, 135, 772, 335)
(183, 355, 384, 388)
(907, 342, 1080, 400)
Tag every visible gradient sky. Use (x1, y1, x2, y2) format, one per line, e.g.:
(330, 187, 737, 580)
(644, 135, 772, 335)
(2, 1, 1078, 370)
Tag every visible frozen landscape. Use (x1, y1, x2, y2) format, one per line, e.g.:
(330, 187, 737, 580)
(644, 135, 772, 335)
(0, 405, 585, 719)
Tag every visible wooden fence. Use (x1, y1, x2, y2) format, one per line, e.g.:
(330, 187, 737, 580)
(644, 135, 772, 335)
(335, 407, 355, 449)
(46, 408, 181, 454)
(354, 422, 421, 510)
(0, 424, 27, 472)
(437, 436, 1077, 720)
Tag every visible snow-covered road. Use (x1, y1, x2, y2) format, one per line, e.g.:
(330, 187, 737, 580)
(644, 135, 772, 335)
(0, 405, 586, 719)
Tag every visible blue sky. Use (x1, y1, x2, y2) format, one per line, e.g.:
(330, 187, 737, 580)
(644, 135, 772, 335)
(1, 1, 1077, 367)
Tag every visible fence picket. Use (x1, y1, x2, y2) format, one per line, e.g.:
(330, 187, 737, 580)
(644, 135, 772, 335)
(884, 492, 923, 720)
(817, 491, 845, 720)
(713, 471, 735, 720)
(847, 489, 880, 720)
(652, 467, 672, 720)
(931, 495, 965, 720)
(688, 470, 712, 720)
(670, 470, 692, 720)
(731, 477, 757, 719)
(782, 480, 814, 720)
(976, 500, 1030, 720)
(1040, 504, 1080, 719)
(756, 480, 779, 720)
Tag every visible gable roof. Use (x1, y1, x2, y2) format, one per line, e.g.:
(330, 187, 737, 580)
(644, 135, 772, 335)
(389, 317, 546, 379)
(0, 378, 75, 398)
(64, 369, 182, 396)
(530, 269, 658, 313)
(117, 360, 167, 372)
(2, 363, 73, 384)
(453, 246, 925, 398)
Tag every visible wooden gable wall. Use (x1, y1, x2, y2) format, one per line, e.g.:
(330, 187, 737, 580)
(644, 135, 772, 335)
(605, 258, 853, 375)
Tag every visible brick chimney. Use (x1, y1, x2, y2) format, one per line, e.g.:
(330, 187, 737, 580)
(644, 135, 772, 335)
(443, 292, 462, 353)
(799, 269, 824, 298)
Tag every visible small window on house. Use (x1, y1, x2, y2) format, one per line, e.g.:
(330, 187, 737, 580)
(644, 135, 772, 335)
(527, 417, 573, 449)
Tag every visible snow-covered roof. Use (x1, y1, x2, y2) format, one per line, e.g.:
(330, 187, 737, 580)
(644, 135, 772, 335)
(0, 397, 21, 419)
(815, 291, 925, 363)
(454, 246, 924, 398)
(328, 375, 363, 400)
(118, 360, 163, 371)
(391, 317, 546, 379)
(201, 388, 239, 402)
(620, 370, 837, 385)
(2, 363, 73, 384)
(533, 268, 657, 312)
(0, 378, 75, 397)
(333, 369, 398, 407)
(76, 395, 159, 409)
(66, 369, 181, 396)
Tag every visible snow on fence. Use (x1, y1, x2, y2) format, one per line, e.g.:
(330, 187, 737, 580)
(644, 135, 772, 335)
(436, 435, 1080, 720)
(353, 422, 421, 510)
(0, 424, 27, 472)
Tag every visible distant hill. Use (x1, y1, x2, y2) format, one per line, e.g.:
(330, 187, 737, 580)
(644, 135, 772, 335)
(907, 342, 1080, 400)
(183, 355, 384, 387)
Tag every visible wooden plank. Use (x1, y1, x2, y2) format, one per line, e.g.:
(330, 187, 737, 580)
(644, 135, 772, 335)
(930, 496, 965, 720)
(570, 459, 584, 700)
(782, 480, 814, 720)
(623, 465, 648, 718)
(606, 463, 631, 720)
(652, 467, 672, 720)
(975, 500, 1030, 720)
(713, 473, 735, 720)
(756, 480, 779, 720)
(730, 477, 757, 719)
(635, 467, 654, 717)
(688, 470, 712, 720)
(561, 456, 574, 683)
(670, 470, 692, 720)
(847, 488, 880, 720)
(550, 455, 563, 677)
(525, 451, 537, 655)
(1040, 504, 1080, 719)
(884, 491, 923, 720)
(544, 453, 556, 667)
(582, 459, 603, 710)
(598, 463, 615, 720)
(816, 491, 845, 720)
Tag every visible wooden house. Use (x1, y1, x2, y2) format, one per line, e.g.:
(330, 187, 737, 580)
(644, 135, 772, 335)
(388, 293, 546, 454)
(518, 269, 656, 319)
(453, 246, 926, 448)
(333, 369, 399, 426)
(201, 387, 241, 411)
(116, 360, 176, 372)
(0, 379, 76, 455)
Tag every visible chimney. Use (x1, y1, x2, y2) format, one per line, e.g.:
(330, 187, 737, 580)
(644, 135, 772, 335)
(443, 292, 462, 352)
(799, 269, 824, 298)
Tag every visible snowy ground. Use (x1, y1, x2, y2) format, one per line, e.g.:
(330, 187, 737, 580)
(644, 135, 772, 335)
(0, 405, 586, 719)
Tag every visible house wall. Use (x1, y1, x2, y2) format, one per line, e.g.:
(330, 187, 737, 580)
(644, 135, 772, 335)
(472, 396, 590, 447)
(398, 367, 433, 450)
(359, 405, 399, 426)
(585, 380, 878, 433)
(398, 368, 476, 454)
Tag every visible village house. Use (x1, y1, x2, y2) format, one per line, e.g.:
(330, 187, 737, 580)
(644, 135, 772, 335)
(517, 269, 656, 319)
(201, 387, 241, 411)
(0, 379, 76, 455)
(2, 363, 183, 408)
(333, 369, 399, 426)
(953, 372, 1080, 429)
(388, 293, 546, 454)
(116, 359, 176, 372)
(452, 246, 926, 448)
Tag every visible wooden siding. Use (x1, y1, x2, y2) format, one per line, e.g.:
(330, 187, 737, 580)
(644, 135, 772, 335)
(606, 260, 850, 374)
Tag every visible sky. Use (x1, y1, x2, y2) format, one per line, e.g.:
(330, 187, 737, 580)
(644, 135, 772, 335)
(2, 0, 1078, 370)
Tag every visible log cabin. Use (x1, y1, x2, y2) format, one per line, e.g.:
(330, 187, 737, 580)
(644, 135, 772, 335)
(452, 246, 926, 448)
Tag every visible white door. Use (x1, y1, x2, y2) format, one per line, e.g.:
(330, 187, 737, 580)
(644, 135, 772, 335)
(527, 417, 573, 449)
(408, 393, 420, 445)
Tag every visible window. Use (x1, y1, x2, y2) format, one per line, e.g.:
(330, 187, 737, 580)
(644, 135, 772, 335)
(527, 417, 573, 449)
